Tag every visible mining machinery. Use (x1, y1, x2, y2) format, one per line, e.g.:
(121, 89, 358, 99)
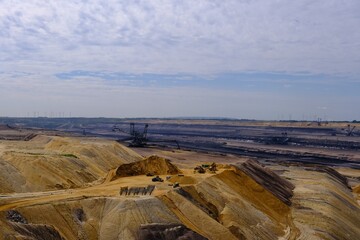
(346, 125, 356, 136)
(112, 123, 180, 148)
(112, 123, 149, 147)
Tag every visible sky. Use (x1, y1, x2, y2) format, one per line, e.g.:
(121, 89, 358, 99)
(0, 0, 359, 120)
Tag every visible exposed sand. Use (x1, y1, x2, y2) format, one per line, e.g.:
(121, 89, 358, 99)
(0, 135, 359, 240)
(0, 135, 141, 193)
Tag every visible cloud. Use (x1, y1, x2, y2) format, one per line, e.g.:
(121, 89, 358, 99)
(0, 69, 359, 120)
(1, 0, 359, 75)
(0, 1, 359, 119)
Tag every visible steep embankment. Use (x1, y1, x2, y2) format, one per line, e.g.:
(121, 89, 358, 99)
(0, 136, 142, 193)
(161, 160, 296, 240)
(282, 165, 360, 240)
(160, 161, 360, 240)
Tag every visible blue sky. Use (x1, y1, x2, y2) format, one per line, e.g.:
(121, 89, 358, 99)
(0, 1, 359, 120)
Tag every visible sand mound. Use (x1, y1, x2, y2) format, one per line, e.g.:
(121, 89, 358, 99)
(168, 175, 197, 184)
(0, 136, 142, 193)
(112, 155, 181, 179)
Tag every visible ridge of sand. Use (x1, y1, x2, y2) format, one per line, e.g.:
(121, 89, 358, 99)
(0, 136, 142, 193)
(111, 155, 180, 180)
(1, 136, 359, 240)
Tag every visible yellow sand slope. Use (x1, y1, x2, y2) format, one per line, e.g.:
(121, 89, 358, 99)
(0, 136, 359, 240)
(0, 136, 142, 193)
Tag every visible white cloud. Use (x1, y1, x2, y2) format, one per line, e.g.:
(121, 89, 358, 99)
(0, 1, 359, 119)
(0, 0, 359, 75)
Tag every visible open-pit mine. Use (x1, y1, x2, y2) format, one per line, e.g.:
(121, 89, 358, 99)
(0, 119, 359, 239)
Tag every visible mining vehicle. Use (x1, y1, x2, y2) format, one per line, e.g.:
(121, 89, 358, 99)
(112, 122, 180, 148)
(152, 176, 164, 182)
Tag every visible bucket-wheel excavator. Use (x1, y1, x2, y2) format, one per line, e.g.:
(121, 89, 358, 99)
(112, 123, 180, 148)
